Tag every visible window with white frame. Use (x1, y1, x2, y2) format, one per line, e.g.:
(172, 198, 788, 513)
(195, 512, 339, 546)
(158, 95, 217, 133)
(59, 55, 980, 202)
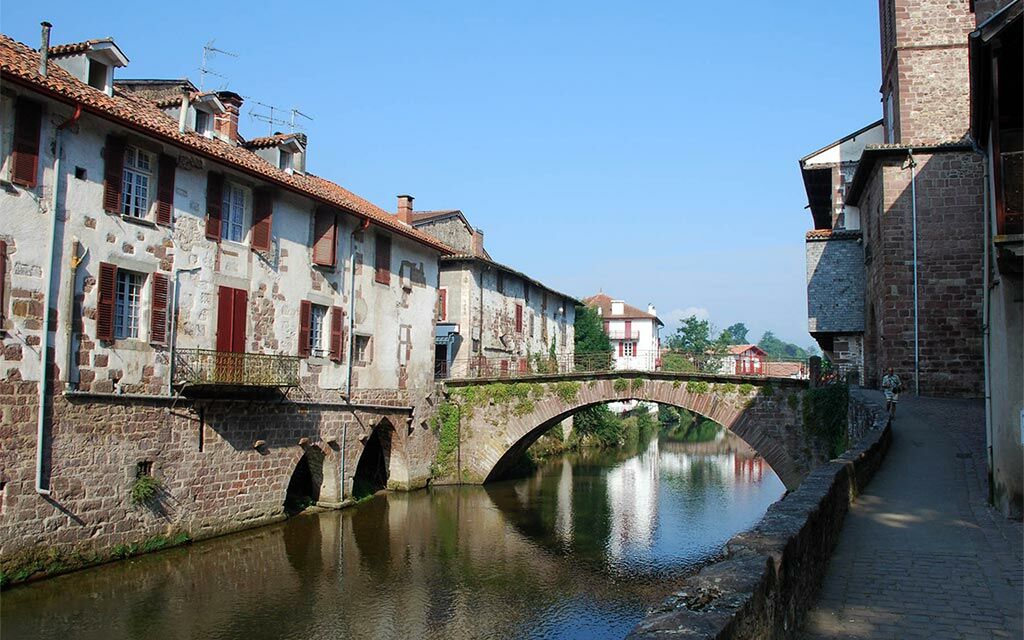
(623, 341, 635, 357)
(195, 110, 213, 137)
(122, 146, 153, 218)
(279, 150, 293, 172)
(114, 270, 143, 339)
(220, 183, 246, 242)
(309, 304, 328, 357)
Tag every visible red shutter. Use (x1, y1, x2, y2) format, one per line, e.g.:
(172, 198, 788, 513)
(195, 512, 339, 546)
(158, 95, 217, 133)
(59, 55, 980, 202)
(624, 320, 632, 339)
(618, 341, 623, 357)
(329, 306, 344, 363)
(216, 286, 233, 352)
(102, 135, 126, 213)
(437, 289, 447, 321)
(96, 262, 118, 341)
(251, 188, 274, 252)
(149, 272, 169, 346)
(375, 235, 391, 284)
(155, 154, 176, 226)
(11, 100, 42, 188)
(298, 300, 311, 357)
(515, 304, 523, 332)
(603, 320, 609, 333)
(231, 289, 247, 353)
(312, 207, 337, 267)
(205, 172, 224, 241)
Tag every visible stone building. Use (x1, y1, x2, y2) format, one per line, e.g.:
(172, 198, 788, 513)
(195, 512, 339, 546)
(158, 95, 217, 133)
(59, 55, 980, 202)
(0, 26, 453, 575)
(405, 200, 577, 378)
(967, 0, 1022, 518)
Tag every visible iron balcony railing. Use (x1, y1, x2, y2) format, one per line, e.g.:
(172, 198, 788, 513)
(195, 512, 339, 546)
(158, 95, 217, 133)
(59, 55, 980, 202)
(174, 348, 301, 387)
(443, 349, 809, 381)
(607, 330, 641, 340)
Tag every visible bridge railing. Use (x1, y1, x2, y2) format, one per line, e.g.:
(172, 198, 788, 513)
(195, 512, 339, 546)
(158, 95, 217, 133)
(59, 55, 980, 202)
(443, 350, 809, 381)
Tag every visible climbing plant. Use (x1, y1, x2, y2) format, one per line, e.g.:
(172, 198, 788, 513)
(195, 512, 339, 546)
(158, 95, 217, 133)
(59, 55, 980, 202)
(802, 384, 849, 458)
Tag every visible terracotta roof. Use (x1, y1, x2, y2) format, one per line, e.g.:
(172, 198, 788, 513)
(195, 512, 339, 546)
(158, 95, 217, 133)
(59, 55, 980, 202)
(243, 133, 300, 149)
(410, 210, 463, 223)
(46, 38, 113, 58)
(726, 344, 765, 356)
(442, 255, 581, 306)
(765, 361, 807, 378)
(583, 292, 663, 325)
(805, 228, 862, 241)
(0, 34, 450, 255)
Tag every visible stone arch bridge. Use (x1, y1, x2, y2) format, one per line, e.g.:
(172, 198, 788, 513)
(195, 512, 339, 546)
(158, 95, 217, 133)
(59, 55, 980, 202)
(436, 372, 825, 491)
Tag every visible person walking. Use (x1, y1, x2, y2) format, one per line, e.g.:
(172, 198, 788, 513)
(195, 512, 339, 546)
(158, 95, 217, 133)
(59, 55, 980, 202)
(881, 367, 902, 417)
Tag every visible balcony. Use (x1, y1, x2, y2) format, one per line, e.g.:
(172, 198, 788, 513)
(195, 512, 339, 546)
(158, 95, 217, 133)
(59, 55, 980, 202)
(608, 330, 640, 340)
(173, 348, 301, 392)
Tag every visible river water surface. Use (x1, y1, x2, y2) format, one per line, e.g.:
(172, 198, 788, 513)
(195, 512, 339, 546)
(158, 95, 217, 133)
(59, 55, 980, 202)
(3, 433, 784, 640)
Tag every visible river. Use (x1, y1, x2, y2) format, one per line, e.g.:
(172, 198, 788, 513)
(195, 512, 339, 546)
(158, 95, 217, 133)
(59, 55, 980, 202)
(2, 431, 784, 640)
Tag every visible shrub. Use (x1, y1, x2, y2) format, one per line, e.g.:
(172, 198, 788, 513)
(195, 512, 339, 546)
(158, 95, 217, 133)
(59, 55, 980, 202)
(129, 474, 162, 506)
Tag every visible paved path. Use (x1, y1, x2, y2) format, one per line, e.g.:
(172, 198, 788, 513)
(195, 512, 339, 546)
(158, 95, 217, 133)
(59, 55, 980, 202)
(801, 393, 1023, 640)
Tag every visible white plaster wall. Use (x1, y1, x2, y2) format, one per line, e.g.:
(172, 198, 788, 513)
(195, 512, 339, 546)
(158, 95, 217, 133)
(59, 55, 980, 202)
(802, 123, 884, 167)
(605, 317, 659, 371)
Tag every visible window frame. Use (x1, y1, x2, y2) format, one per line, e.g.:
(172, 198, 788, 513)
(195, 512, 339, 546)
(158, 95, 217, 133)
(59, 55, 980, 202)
(220, 181, 248, 244)
(354, 334, 373, 366)
(113, 269, 144, 340)
(308, 303, 328, 359)
(279, 149, 293, 172)
(194, 110, 214, 138)
(122, 146, 154, 219)
(622, 341, 635, 357)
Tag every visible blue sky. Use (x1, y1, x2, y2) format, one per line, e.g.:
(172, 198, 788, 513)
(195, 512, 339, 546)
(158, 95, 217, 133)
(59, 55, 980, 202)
(3, 2, 882, 346)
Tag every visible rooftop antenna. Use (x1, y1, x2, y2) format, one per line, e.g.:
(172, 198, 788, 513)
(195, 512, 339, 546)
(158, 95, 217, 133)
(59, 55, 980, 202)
(248, 99, 290, 136)
(199, 39, 238, 91)
(289, 108, 313, 131)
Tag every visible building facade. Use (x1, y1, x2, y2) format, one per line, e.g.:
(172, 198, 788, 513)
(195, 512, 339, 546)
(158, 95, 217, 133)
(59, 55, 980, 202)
(0, 28, 452, 574)
(583, 293, 662, 371)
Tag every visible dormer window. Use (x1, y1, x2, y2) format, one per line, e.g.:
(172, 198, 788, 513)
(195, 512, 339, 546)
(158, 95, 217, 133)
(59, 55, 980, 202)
(49, 38, 128, 97)
(279, 150, 293, 172)
(195, 110, 213, 137)
(88, 59, 108, 91)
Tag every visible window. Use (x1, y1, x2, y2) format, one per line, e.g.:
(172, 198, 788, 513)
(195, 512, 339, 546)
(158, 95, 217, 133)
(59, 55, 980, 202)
(195, 110, 213, 137)
(623, 341, 635, 357)
(221, 183, 245, 242)
(437, 288, 448, 321)
(398, 325, 412, 366)
(515, 303, 523, 332)
(279, 150, 293, 172)
(496, 271, 504, 294)
(885, 93, 895, 144)
(114, 270, 143, 339)
(355, 335, 372, 365)
(375, 235, 391, 285)
(309, 304, 328, 358)
(121, 146, 153, 218)
(88, 59, 108, 92)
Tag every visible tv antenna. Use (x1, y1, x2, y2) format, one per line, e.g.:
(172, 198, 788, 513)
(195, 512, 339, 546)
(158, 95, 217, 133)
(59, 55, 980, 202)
(249, 101, 314, 136)
(199, 40, 238, 91)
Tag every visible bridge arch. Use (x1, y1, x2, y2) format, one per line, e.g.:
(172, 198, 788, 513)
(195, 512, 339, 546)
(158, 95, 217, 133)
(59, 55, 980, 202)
(445, 374, 815, 491)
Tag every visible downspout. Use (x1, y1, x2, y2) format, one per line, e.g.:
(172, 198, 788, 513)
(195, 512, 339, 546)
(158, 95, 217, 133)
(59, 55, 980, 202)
(908, 150, 920, 395)
(168, 265, 202, 395)
(971, 134, 994, 495)
(62, 238, 86, 391)
(36, 102, 81, 496)
(341, 217, 369, 499)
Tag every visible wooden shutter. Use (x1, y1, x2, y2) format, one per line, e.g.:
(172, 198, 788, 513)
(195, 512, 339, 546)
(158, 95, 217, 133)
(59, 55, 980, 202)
(374, 234, 391, 285)
(312, 207, 337, 267)
(205, 172, 224, 241)
(215, 286, 234, 352)
(102, 135, 126, 213)
(298, 300, 311, 357)
(96, 262, 118, 341)
(624, 320, 632, 339)
(251, 188, 274, 252)
(515, 304, 523, 332)
(437, 289, 447, 321)
(603, 320, 609, 333)
(155, 154, 176, 226)
(329, 306, 344, 363)
(149, 272, 169, 346)
(11, 100, 42, 188)
(231, 289, 247, 353)
(618, 341, 623, 357)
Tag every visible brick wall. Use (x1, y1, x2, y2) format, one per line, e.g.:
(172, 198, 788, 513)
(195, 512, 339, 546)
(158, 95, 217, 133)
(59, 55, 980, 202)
(861, 151, 984, 395)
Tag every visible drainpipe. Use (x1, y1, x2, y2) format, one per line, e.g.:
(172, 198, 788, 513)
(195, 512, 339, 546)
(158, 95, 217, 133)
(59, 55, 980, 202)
(168, 265, 202, 395)
(341, 217, 369, 499)
(62, 238, 86, 391)
(908, 150, 920, 396)
(971, 135, 995, 493)
(35, 103, 81, 496)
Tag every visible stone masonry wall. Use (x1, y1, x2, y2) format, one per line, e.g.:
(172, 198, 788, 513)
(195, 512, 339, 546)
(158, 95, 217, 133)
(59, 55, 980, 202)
(806, 231, 865, 334)
(0, 381, 432, 584)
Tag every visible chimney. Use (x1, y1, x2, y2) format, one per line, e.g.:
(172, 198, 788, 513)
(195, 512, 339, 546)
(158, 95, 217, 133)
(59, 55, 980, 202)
(214, 91, 243, 145)
(39, 22, 52, 76)
(471, 227, 485, 257)
(178, 84, 190, 134)
(648, 303, 657, 318)
(397, 195, 414, 224)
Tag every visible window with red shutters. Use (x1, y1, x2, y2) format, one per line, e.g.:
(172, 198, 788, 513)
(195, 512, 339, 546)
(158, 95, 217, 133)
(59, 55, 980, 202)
(618, 342, 623, 357)
(155, 155, 176, 226)
(312, 207, 337, 267)
(96, 262, 118, 341)
(11, 99, 42, 188)
(437, 288, 447, 321)
(102, 135, 126, 213)
(251, 188, 274, 252)
(149, 272, 169, 346)
(298, 300, 312, 357)
(205, 172, 224, 241)
(215, 286, 247, 353)
(515, 303, 523, 333)
(375, 234, 391, 285)
(329, 306, 344, 363)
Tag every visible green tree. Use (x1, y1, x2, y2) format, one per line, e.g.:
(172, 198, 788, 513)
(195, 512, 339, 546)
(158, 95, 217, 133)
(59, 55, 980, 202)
(574, 304, 612, 354)
(667, 316, 717, 353)
(757, 330, 811, 360)
(724, 323, 749, 344)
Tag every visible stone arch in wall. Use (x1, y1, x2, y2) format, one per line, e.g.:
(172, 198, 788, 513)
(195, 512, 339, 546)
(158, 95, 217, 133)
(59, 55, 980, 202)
(453, 376, 812, 491)
(352, 418, 395, 499)
(283, 445, 327, 514)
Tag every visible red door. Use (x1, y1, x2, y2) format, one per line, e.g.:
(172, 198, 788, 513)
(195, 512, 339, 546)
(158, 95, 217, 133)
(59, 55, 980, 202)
(216, 286, 247, 382)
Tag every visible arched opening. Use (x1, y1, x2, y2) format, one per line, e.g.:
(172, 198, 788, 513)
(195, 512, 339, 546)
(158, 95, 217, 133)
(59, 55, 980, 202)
(352, 420, 394, 500)
(284, 447, 325, 515)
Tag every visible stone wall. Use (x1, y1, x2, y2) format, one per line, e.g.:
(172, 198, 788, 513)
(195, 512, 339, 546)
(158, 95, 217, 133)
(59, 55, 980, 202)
(0, 382, 438, 585)
(628, 392, 891, 639)
(805, 230, 865, 334)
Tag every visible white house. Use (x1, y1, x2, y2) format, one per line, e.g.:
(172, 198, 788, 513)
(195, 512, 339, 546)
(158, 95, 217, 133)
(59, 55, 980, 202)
(584, 293, 662, 371)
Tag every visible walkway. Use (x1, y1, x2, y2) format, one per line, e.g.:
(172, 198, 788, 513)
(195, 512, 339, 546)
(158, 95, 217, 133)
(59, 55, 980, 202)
(801, 393, 1023, 639)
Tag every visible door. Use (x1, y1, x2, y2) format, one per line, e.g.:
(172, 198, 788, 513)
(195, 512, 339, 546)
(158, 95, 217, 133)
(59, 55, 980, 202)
(216, 286, 247, 382)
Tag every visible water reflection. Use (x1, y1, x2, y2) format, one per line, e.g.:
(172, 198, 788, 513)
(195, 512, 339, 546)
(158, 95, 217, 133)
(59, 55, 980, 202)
(3, 432, 784, 640)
